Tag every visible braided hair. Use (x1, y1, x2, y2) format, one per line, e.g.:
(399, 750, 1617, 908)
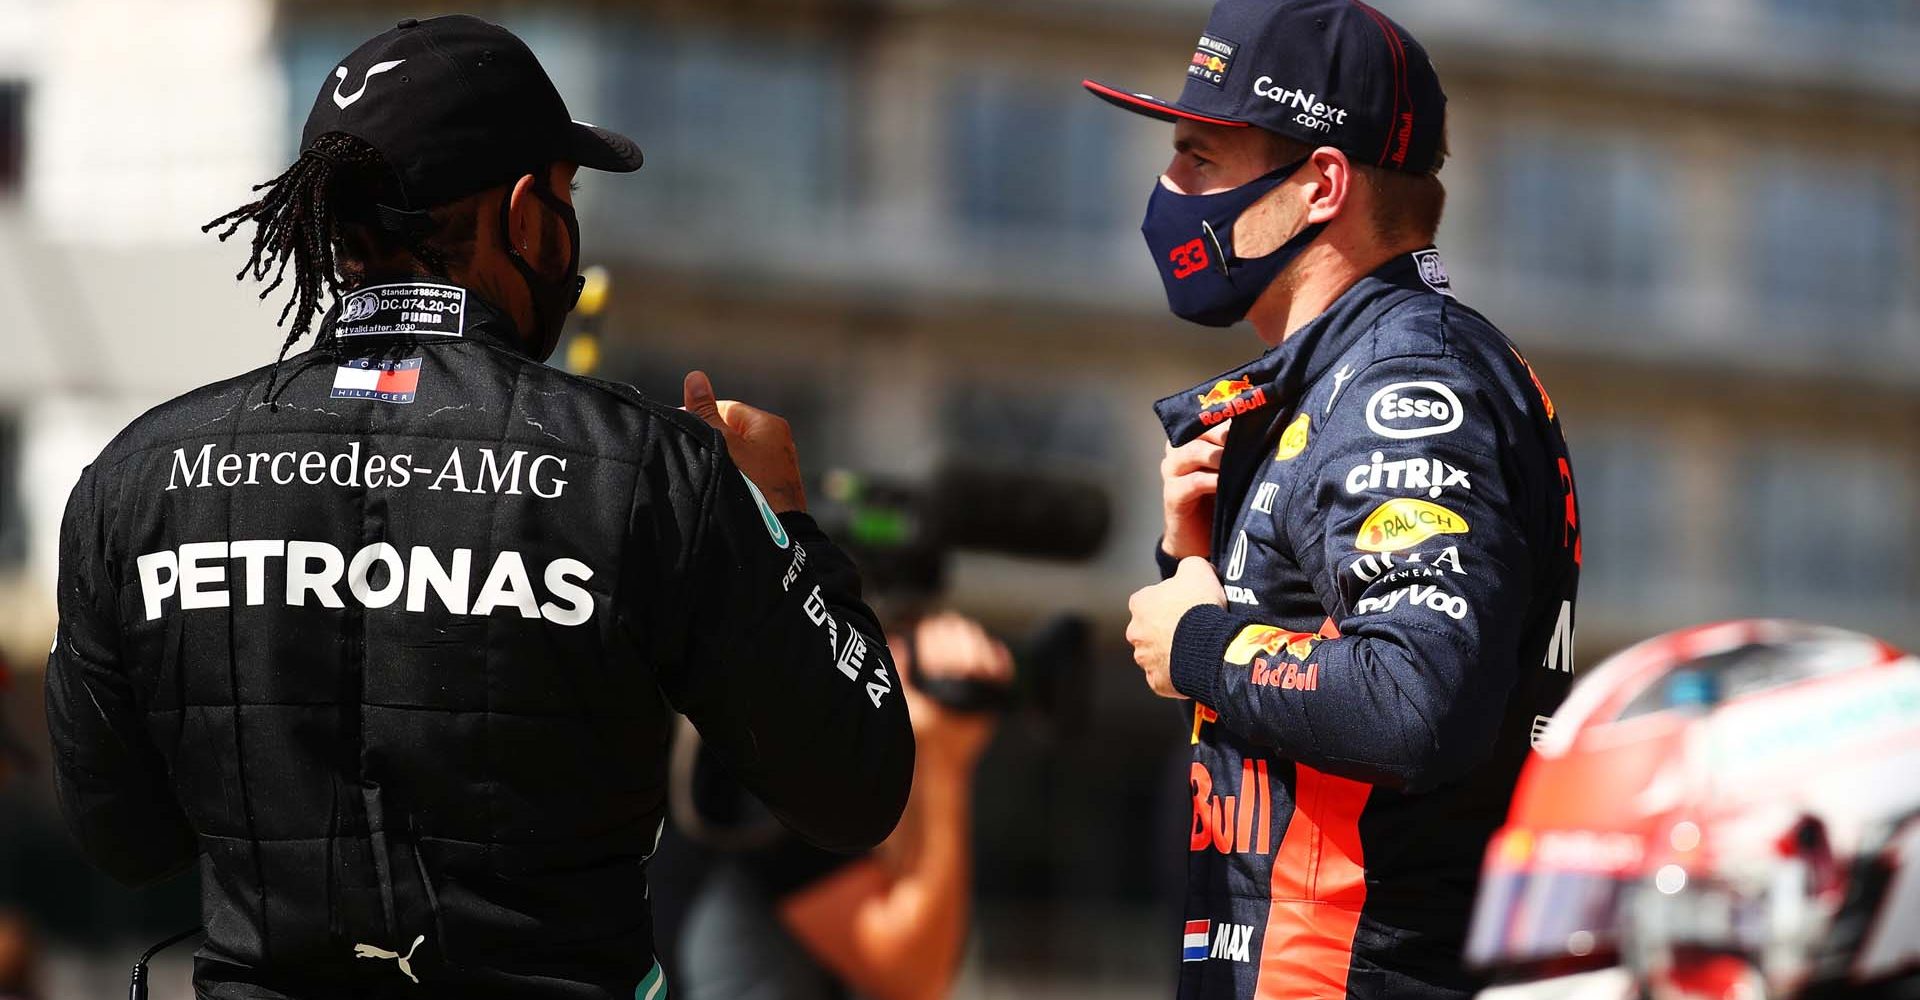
(203, 132, 466, 399)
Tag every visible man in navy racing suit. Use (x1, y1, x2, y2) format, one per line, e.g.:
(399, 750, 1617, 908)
(1098, 2, 1581, 998)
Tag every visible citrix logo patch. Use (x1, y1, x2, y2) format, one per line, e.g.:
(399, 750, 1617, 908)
(1344, 451, 1471, 499)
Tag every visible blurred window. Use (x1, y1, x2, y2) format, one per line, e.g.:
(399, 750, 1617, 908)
(0, 83, 24, 195)
(596, 22, 849, 230)
(1571, 425, 1678, 611)
(1765, 0, 1917, 29)
(607, 347, 838, 467)
(949, 75, 1121, 236)
(1749, 157, 1909, 330)
(940, 379, 1116, 469)
(1487, 131, 1673, 296)
(283, 16, 850, 232)
(1730, 440, 1913, 614)
(0, 416, 23, 568)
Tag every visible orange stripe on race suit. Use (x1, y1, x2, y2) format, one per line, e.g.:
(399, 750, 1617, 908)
(1253, 616, 1371, 999)
(1254, 765, 1372, 999)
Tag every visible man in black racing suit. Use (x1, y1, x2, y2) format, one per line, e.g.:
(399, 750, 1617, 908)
(44, 16, 912, 999)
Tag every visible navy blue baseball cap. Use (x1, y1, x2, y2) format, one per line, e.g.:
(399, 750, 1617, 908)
(1084, 0, 1446, 175)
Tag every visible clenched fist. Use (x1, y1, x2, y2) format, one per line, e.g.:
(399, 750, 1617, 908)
(1126, 557, 1228, 700)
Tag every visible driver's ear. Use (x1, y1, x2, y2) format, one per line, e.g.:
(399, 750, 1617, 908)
(1303, 148, 1351, 226)
(504, 172, 540, 253)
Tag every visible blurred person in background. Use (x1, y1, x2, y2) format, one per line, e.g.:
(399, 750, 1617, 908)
(0, 649, 27, 791)
(44, 14, 912, 999)
(0, 652, 38, 1000)
(657, 611, 1011, 1000)
(1099, 1, 1581, 998)
(0, 910, 39, 1000)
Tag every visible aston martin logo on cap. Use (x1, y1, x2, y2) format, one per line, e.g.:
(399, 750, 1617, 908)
(1188, 34, 1238, 89)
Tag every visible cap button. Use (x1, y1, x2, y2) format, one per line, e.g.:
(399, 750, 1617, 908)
(397, 18, 419, 29)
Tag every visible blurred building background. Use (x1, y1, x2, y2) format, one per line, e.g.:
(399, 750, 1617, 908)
(0, 0, 1915, 995)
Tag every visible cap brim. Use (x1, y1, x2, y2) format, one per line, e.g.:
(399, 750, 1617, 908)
(566, 120, 644, 172)
(1081, 80, 1251, 128)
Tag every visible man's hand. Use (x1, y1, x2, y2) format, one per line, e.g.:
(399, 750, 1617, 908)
(684, 370, 806, 512)
(1126, 557, 1228, 700)
(894, 613, 1013, 770)
(1161, 424, 1228, 560)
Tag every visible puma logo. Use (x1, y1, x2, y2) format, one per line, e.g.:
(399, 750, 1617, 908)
(354, 934, 425, 984)
(333, 60, 406, 109)
(1326, 364, 1356, 415)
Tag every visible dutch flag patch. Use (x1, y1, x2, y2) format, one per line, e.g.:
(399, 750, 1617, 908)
(1182, 919, 1211, 962)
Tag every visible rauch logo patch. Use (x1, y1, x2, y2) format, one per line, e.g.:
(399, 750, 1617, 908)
(1355, 497, 1470, 553)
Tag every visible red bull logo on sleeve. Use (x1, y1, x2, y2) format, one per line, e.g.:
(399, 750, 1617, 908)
(1251, 658, 1318, 691)
(1225, 624, 1322, 665)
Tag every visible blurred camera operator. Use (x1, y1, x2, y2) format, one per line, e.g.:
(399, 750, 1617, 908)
(43, 15, 912, 999)
(0, 653, 36, 1000)
(661, 611, 1010, 1000)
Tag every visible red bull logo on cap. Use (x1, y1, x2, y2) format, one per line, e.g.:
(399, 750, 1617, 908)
(1187, 34, 1237, 89)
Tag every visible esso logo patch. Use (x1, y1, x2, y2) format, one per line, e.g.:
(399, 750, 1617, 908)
(1365, 381, 1463, 439)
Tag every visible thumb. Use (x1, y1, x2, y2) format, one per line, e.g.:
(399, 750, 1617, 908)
(682, 370, 724, 430)
(1176, 556, 1214, 580)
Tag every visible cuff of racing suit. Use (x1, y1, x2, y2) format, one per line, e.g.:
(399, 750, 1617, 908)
(1169, 604, 1235, 708)
(1154, 539, 1181, 581)
(778, 510, 825, 541)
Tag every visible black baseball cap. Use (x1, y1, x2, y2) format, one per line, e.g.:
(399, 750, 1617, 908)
(300, 14, 643, 208)
(1084, 0, 1446, 175)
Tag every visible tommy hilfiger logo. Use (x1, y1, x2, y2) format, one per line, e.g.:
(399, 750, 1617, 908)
(332, 357, 423, 404)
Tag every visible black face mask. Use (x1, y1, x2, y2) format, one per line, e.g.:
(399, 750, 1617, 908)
(500, 178, 582, 362)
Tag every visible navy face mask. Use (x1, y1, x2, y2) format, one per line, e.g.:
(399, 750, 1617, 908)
(1141, 157, 1328, 328)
